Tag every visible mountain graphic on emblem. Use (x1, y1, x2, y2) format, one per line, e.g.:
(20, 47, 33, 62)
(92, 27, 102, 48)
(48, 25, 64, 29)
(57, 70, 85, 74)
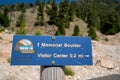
(14, 39, 35, 54)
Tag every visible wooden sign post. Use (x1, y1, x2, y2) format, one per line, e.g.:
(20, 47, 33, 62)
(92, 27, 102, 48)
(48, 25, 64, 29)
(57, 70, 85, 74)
(40, 66, 65, 80)
(11, 35, 93, 80)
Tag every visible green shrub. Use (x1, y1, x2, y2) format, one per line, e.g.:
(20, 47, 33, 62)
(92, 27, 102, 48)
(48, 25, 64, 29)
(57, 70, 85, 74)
(16, 21, 20, 27)
(64, 67, 75, 76)
(55, 30, 59, 35)
(104, 37, 109, 42)
(16, 14, 26, 34)
(7, 57, 11, 63)
(88, 26, 98, 40)
(3, 15, 10, 27)
(59, 26, 66, 35)
(0, 27, 5, 32)
(0, 9, 10, 27)
(16, 23, 26, 34)
(39, 19, 45, 26)
(34, 21, 39, 26)
(65, 20, 70, 28)
(34, 20, 45, 26)
(16, 29, 26, 34)
(34, 30, 41, 35)
(16, 13, 25, 27)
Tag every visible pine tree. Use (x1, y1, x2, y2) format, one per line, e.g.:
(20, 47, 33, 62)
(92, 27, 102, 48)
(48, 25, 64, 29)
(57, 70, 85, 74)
(29, 2, 34, 8)
(42, 0, 46, 5)
(48, 3, 58, 25)
(16, 20, 26, 34)
(3, 6, 9, 16)
(3, 15, 10, 27)
(0, 7, 10, 27)
(68, 5, 74, 21)
(58, 0, 70, 28)
(16, 13, 26, 34)
(47, 0, 51, 4)
(52, 0, 56, 5)
(19, 3, 26, 12)
(36, 2, 45, 26)
(100, 11, 120, 35)
(36, 0, 40, 6)
(37, 3, 44, 18)
(70, 0, 120, 35)
(59, 26, 66, 35)
(0, 11, 4, 26)
(88, 26, 98, 40)
(10, 4, 15, 11)
(16, 13, 25, 27)
(72, 25, 80, 36)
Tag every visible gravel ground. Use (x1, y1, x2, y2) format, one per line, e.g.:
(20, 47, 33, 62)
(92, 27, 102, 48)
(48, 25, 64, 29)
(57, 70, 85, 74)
(0, 33, 120, 80)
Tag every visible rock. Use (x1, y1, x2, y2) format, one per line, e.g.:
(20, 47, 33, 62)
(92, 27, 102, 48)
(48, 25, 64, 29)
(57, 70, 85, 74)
(73, 77, 77, 80)
(0, 36, 2, 40)
(5, 29, 12, 34)
(77, 76, 80, 79)
(67, 75, 73, 79)
(100, 57, 116, 69)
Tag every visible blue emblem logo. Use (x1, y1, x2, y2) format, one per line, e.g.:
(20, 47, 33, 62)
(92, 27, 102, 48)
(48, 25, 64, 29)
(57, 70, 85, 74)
(14, 39, 34, 54)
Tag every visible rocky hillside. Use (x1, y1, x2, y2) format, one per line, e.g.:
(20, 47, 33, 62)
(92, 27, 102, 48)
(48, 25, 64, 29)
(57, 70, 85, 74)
(0, 32, 120, 80)
(6, 7, 88, 36)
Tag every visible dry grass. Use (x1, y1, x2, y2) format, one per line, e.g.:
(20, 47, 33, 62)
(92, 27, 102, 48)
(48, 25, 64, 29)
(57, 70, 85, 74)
(66, 17, 88, 36)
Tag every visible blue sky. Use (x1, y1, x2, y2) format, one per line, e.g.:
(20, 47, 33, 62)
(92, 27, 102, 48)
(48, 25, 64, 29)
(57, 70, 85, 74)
(0, 0, 119, 5)
(0, 0, 73, 5)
